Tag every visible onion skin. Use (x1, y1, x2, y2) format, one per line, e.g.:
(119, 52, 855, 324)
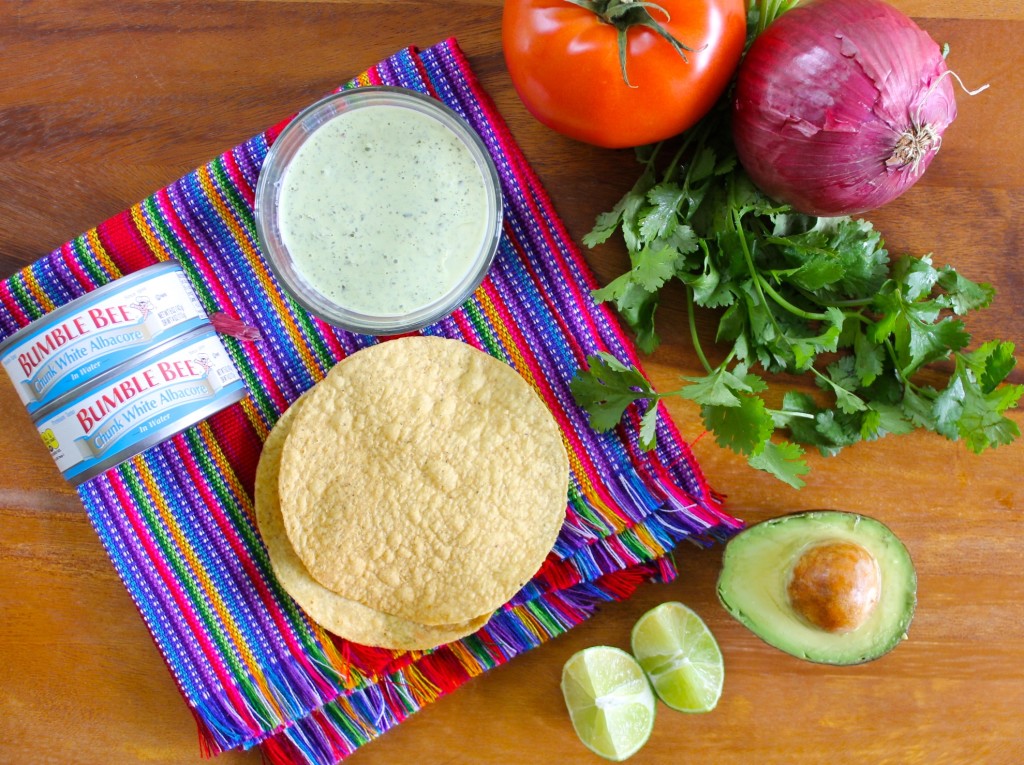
(732, 0, 957, 217)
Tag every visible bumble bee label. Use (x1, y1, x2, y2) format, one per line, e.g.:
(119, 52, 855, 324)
(33, 327, 246, 484)
(0, 261, 209, 415)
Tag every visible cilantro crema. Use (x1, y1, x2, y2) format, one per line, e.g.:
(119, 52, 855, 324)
(570, 82, 1022, 488)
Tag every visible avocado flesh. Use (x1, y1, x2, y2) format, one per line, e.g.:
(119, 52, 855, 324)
(717, 511, 916, 665)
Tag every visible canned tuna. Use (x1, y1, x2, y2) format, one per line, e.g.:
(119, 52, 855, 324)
(33, 326, 247, 484)
(0, 261, 209, 415)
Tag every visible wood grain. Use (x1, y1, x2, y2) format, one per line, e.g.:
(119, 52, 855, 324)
(1, 2, 1022, 764)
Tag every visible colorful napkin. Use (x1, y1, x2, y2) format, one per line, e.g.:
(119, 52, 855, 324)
(0, 39, 739, 764)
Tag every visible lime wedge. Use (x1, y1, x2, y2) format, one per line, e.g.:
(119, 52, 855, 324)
(561, 645, 656, 761)
(630, 602, 724, 713)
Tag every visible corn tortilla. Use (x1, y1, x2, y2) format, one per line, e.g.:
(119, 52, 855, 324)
(279, 336, 569, 626)
(255, 395, 492, 650)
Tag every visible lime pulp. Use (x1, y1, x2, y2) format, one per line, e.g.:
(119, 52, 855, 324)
(561, 645, 656, 761)
(630, 601, 724, 713)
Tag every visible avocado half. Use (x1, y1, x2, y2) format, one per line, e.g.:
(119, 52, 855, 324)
(717, 510, 917, 665)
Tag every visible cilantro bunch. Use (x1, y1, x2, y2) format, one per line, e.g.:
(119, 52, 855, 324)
(570, 101, 1022, 487)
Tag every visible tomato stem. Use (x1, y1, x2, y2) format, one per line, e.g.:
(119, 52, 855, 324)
(564, 0, 699, 87)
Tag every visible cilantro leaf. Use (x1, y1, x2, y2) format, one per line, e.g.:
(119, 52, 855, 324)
(958, 381, 1023, 452)
(872, 260, 971, 375)
(569, 353, 658, 433)
(583, 207, 625, 248)
(813, 361, 867, 414)
(632, 245, 682, 293)
(592, 278, 661, 354)
(747, 440, 810, 489)
(583, 164, 655, 249)
(639, 402, 661, 451)
(664, 225, 701, 259)
(702, 393, 775, 456)
(901, 385, 940, 431)
(769, 216, 889, 300)
(777, 391, 823, 444)
(853, 325, 885, 386)
(615, 168, 657, 253)
(860, 403, 915, 441)
(677, 366, 756, 408)
(940, 350, 1024, 452)
(591, 271, 635, 306)
(789, 306, 845, 371)
(640, 184, 684, 241)
(638, 247, 682, 292)
(936, 264, 995, 314)
(931, 375, 966, 440)
(964, 340, 1018, 393)
(813, 409, 863, 455)
(783, 256, 846, 292)
(907, 315, 970, 373)
(732, 363, 769, 393)
(683, 245, 736, 308)
(894, 253, 940, 301)
(825, 355, 860, 394)
(689, 146, 717, 184)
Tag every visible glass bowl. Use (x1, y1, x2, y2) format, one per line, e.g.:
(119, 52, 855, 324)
(254, 86, 503, 335)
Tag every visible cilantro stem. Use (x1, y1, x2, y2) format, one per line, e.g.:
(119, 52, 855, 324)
(810, 367, 850, 399)
(664, 114, 714, 185)
(642, 141, 665, 173)
(756, 275, 831, 321)
(793, 285, 874, 309)
(754, 0, 801, 36)
(881, 336, 928, 397)
(734, 208, 787, 342)
(665, 138, 693, 181)
(882, 337, 908, 380)
(778, 410, 815, 419)
(842, 311, 872, 324)
(686, 286, 715, 374)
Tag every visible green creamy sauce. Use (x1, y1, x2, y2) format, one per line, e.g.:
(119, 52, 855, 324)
(279, 105, 490, 316)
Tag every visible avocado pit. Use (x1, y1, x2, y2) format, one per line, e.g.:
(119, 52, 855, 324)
(786, 540, 881, 633)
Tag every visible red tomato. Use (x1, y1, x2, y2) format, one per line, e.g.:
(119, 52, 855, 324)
(502, 0, 748, 148)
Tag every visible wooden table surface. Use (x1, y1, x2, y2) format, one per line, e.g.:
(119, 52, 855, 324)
(2, 2, 1022, 763)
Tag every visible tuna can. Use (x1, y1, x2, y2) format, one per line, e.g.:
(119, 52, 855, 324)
(32, 326, 247, 485)
(0, 261, 209, 416)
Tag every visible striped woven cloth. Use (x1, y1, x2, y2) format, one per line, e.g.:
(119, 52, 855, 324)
(0, 39, 739, 764)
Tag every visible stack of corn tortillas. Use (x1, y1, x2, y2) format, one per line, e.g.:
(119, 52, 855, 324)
(255, 336, 569, 650)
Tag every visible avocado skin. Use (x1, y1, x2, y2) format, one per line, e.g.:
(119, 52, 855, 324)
(716, 510, 917, 665)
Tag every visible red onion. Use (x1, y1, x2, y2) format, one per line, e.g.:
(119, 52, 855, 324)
(732, 0, 958, 217)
